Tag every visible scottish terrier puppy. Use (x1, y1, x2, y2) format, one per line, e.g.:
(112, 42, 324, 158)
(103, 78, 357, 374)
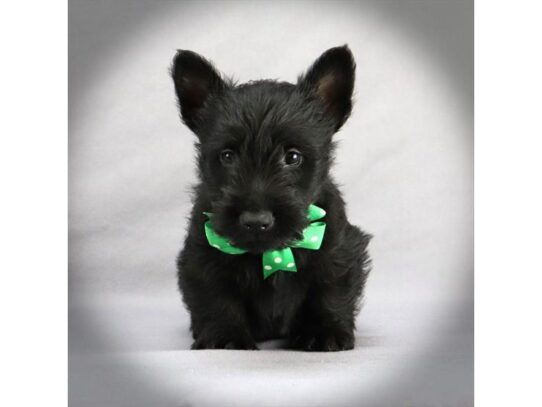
(173, 45, 371, 351)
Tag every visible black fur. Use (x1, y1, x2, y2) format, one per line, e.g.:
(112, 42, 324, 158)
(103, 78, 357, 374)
(172, 45, 371, 351)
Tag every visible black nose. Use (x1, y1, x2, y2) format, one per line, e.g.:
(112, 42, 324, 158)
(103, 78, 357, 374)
(239, 210, 274, 231)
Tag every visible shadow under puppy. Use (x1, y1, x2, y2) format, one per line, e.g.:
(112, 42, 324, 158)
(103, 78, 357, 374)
(173, 45, 371, 351)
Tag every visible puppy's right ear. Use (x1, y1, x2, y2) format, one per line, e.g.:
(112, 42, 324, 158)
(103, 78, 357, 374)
(171, 50, 226, 132)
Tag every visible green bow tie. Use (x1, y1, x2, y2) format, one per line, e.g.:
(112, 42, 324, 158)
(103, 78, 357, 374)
(204, 204, 327, 279)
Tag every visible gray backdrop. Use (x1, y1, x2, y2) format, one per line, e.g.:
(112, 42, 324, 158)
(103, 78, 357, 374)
(69, 1, 473, 406)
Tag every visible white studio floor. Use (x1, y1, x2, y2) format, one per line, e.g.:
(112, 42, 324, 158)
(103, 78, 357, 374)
(69, 293, 473, 407)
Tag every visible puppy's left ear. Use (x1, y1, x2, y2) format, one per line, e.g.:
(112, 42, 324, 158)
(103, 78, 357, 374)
(298, 45, 356, 131)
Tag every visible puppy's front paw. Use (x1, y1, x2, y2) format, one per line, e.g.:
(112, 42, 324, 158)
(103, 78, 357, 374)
(289, 329, 354, 352)
(191, 330, 258, 350)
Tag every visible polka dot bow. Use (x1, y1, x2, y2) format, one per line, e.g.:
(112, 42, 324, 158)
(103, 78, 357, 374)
(204, 204, 327, 279)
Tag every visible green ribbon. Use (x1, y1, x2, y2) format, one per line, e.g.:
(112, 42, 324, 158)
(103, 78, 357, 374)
(204, 204, 327, 279)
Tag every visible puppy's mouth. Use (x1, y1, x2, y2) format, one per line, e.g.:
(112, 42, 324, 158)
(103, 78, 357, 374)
(230, 233, 300, 254)
(236, 242, 273, 254)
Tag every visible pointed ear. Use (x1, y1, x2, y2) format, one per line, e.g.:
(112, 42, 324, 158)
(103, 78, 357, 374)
(298, 45, 356, 131)
(171, 50, 226, 132)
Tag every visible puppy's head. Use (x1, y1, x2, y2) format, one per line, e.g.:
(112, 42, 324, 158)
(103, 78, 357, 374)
(172, 46, 355, 253)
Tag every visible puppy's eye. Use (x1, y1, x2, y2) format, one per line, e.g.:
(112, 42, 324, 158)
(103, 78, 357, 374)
(284, 149, 303, 166)
(220, 149, 236, 165)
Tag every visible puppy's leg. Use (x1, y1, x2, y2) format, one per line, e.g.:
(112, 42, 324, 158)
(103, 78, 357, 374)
(288, 283, 357, 352)
(189, 292, 257, 350)
(288, 225, 370, 352)
(179, 260, 257, 350)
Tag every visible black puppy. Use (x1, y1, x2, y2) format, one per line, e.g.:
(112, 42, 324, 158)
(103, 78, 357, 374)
(172, 45, 371, 351)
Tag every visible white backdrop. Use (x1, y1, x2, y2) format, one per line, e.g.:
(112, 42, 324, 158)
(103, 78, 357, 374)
(69, 1, 473, 406)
